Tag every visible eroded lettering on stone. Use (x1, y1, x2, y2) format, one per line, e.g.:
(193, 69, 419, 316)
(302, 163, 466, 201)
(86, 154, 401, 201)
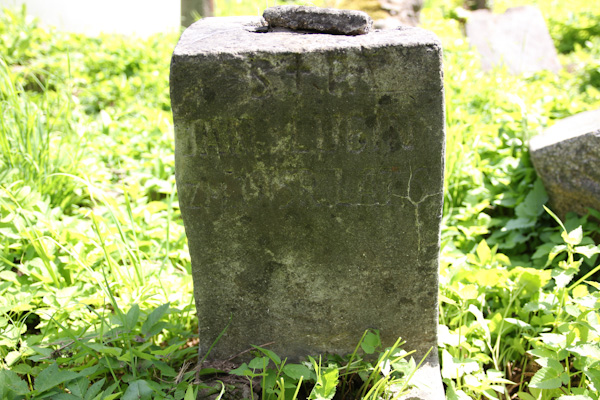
(178, 167, 412, 209)
(178, 113, 411, 158)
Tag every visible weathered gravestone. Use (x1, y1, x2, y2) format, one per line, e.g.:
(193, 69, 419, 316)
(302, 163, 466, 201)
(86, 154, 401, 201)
(170, 6, 445, 398)
(529, 109, 600, 219)
(465, 6, 561, 74)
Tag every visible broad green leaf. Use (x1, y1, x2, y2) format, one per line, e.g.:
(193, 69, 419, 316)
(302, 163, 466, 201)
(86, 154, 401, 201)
(569, 344, 600, 360)
(503, 317, 532, 330)
(563, 226, 583, 246)
(309, 367, 338, 400)
(184, 384, 195, 400)
(263, 369, 278, 393)
(574, 244, 600, 258)
(552, 268, 577, 289)
(475, 240, 491, 265)
(230, 363, 252, 376)
(468, 304, 490, 341)
(99, 394, 121, 400)
(540, 333, 568, 348)
(503, 217, 535, 231)
(251, 345, 282, 365)
(5, 350, 20, 367)
(444, 379, 472, 400)
(529, 367, 563, 389)
(536, 357, 564, 372)
(143, 321, 169, 337)
(131, 347, 158, 361)
(441, 350, 480, 379)
(283, 364, 314, 381)
(515, 179, 547, 218)
(472, 269, 508, 288)
(0, 369, 30, 396)
(461, 284, 479, 300)
(10, 363, 32, 375)
(248, 356, 269, 370)
(67, 377, 89, 398)
(84, 378, 105, 400)
(511, 267, 552, 294)
(141, 303, 170, 336)
(86, 342, 122, 357)
(122, 380, 152, 400)
(76, 365, 100, 379)
(52, 394, 82, 399)
(516, 392, 537, 400)
(532, 242, 555, 259)
(153, 360, 177, 377)
(565, 304, 582, 317)
(125, 304, 140, 330)
(548, 244, 568, 264)
(583, 368, 600, 392)
(361, 330, 381, 354)
(585, 280, 600, 290)
(572, 285, 589, 299)
(34, 363, 79, 393)
(438, 324, 460, 347)
(97, 382, 120, 400)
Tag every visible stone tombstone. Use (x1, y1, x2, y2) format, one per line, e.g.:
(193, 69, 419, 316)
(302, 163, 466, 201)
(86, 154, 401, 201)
(529, 109, 600, 219)
(465, 6, 561, 74)
(170, 6, 445, 398)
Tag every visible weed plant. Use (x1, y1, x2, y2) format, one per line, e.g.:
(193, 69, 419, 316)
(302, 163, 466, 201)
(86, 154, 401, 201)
(0, 0, 599, 399)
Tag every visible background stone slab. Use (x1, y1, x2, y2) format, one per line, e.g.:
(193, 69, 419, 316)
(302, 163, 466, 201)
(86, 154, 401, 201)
(171, 16, 445, 398)
(529, 109, 600, 219)
(465, 6, 561, 74)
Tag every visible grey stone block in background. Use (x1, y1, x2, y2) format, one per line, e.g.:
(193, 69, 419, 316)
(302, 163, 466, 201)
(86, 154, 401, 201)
(465, 6, 561, 74)
(530, 109, 600, 219)
(171, 12, 445, 399)
(377, 0, 424, 27)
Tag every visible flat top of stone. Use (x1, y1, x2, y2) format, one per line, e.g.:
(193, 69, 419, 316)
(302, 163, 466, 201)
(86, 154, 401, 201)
(530, 109, 600, 151)
(263, 6, 373, 35)
(173, 16, 440, 57)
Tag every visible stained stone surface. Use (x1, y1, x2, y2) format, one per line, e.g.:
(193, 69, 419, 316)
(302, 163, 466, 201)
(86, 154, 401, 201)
(170, 15, 445, 398)
(465, 6, 561, 74)
(530, 109, 600, 219)
(263, 5, 372, 35)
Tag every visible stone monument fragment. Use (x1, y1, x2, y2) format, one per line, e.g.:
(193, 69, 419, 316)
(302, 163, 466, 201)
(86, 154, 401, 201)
(529, 109, 600, 219)
(263, 5, 373, 35)
(465, 6, 561, 74)
(171, 7, 445, 399)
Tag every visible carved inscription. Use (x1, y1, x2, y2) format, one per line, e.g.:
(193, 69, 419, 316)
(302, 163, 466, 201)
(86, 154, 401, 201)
(177, 112, 417, 209)
(178, 113, 413, 158)
(179, 167, 412, 209)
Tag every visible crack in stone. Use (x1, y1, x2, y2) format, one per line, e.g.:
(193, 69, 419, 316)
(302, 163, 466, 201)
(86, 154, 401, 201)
(391, 166, 443, 260)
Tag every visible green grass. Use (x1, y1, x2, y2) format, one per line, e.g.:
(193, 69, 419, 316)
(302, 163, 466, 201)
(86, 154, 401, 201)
(1, 0, 600, 399)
